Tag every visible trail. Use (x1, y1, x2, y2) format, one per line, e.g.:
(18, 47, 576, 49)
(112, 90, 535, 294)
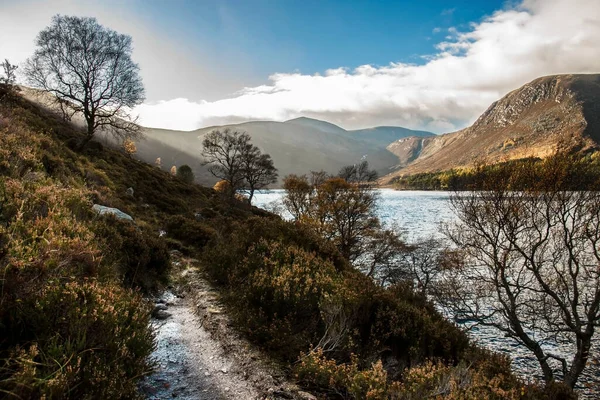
(140, 256, 315, 400)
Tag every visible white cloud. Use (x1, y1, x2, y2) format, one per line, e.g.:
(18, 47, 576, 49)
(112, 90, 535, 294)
(1, 0, 599, 133)
(135, 0, 600, 133)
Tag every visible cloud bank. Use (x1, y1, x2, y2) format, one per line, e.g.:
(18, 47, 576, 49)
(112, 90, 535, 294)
(135, 0, 600, 133)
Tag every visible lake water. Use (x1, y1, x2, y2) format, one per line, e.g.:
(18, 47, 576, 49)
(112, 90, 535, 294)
(254, 189, 456, 241)
(253, 189, 598, 395)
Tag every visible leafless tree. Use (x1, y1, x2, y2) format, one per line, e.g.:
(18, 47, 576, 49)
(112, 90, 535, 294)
(201, 129, 249, 197)
(202, 129, 277, 202)
(359, 228, 406, 284)
(439, 185, 600, 388)
(24, 15, 145, 149)
(338, 160, 378, 186)
(240, 144, 278, 204)
(397, 238, 446, 294)
(0, 59, 18, 86)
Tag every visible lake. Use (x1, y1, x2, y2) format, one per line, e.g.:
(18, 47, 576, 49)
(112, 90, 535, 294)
(254, 189, 456, 241)
(252, 189, 598, 395)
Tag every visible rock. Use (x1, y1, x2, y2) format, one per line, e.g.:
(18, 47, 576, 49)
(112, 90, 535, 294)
(126, 187, 134, 197)
(92, 204, 133, 222)
(153, 310, 172, 320)
(297, 391, 317, 400)
(153, 303, 168, 313)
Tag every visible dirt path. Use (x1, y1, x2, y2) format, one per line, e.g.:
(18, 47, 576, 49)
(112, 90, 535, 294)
(140, 255, 315, 400)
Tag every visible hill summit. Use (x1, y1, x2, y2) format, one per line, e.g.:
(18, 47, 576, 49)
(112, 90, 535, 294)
(138, 117, 434, 185)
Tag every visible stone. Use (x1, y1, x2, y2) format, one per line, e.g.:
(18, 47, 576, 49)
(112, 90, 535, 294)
(126, 187, 134, 197)
(153, 304, 168, 313)
(297, 391, 317, 400)
(153, 310, 172, 320)
(92, 204, 134, 222)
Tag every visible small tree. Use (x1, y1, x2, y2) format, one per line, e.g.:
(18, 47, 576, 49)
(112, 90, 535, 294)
(176, 164, 195, 183)
(170, 165, 177, 176)
(122, 139, 136, 158)
(0, 59, 18, 86)
(201, 129, 277, 202)
(24, 15, 145, 149)
(338, 160, 378, 185)
(201, 129, 249, 198)
(155, 157, 162, 169)
(439, 153, 600, 388)
(241, 150, 278, 203)
(282, 174, 313, 220)
(282, 163, 385, 264)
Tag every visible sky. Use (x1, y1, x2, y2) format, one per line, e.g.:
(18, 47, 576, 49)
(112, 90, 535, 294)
(1, 0, 599, 133)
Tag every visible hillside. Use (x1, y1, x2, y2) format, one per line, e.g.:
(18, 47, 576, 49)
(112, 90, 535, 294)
(382, 74, 600, 182)
(136, 118, 434, 185)
(2, 84, 546, 399)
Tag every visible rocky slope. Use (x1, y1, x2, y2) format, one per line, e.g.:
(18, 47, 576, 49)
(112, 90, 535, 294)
(383, 74, 600, 182)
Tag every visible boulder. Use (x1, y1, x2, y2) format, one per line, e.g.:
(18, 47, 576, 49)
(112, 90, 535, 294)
(125, 187, 134, 197)
(92, 204, 134, 222)
(153, 309, 172, 320)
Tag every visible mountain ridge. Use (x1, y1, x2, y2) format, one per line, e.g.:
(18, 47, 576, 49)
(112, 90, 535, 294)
(138, 117, 435, 185)
(382, 73, 600, 182)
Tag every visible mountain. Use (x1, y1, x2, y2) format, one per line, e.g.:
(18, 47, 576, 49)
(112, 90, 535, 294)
(137, 118, 434, 185)
(349, 126, 435, 148)
(382, 74, 600, 182)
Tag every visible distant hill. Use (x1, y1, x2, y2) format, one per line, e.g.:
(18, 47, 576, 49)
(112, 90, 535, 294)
(349, 126, 435, 148)
(137, 118, 435, 185)
(382, 74, 600, 183)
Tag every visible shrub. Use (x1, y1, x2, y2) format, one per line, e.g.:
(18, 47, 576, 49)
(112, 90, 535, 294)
(296, 348, 390, 399)
(176, 164, 195, 183)
(164, 214, 216, 250)
(92, 217, 171, 292)
(1, 280, 153, 399)
(233, 239, 342, 358)
(395, 360, 519, 400)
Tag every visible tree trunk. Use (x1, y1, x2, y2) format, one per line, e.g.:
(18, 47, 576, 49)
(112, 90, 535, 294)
(76, 119, 95, 151)
(564, 335, 592, 388)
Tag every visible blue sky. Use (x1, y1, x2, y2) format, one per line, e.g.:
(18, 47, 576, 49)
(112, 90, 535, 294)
(1, 0, 599, 132)
(132, 0, 505, 77)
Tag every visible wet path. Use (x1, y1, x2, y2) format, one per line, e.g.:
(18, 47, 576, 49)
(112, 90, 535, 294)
(140, 291, 260, 400)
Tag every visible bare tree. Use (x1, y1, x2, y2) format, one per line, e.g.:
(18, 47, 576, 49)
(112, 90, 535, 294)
(0, 59, 18, 86)
(24, 15, 145, 149)
(439, 159, 600, 388)
(240, 144, 278, 204)
(400, 238, 446, 295)
(358, 228, 406, 285)
(338, 160, 378, 186)
(201, 129, 252, 198)
(202, 129, 277, 202)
